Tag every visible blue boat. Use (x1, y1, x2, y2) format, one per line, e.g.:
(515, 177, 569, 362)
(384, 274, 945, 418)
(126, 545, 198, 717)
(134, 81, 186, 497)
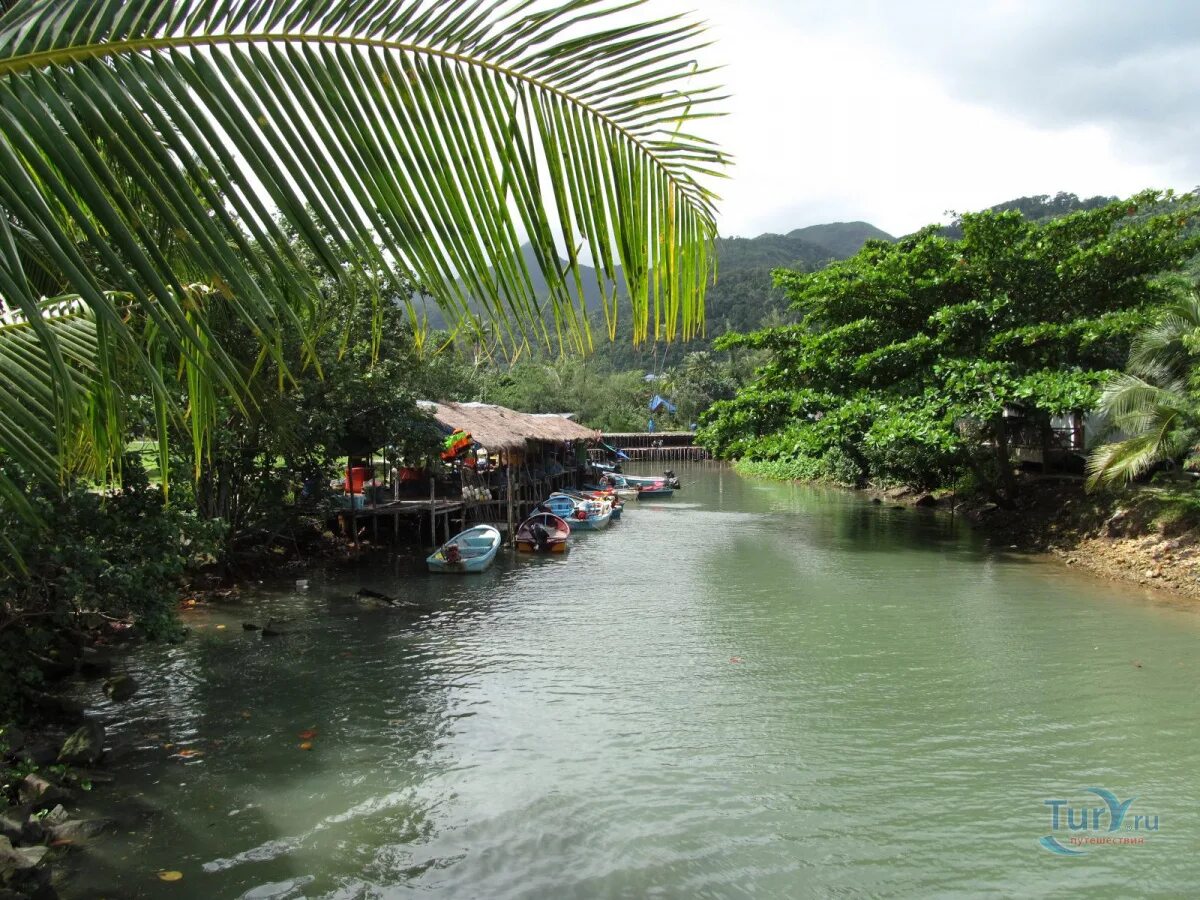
(543, 494, 579, 519)
(547, 493, 613, 530)
(559, 487, 624, 520)
(426, 525, 501, 573)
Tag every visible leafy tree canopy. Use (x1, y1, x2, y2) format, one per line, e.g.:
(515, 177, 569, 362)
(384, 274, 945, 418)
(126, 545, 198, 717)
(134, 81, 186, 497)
(701, 191, 1200, 502)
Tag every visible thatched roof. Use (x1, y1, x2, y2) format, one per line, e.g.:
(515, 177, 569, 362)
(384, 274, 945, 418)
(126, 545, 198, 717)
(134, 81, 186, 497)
(417, 401, 598, 451)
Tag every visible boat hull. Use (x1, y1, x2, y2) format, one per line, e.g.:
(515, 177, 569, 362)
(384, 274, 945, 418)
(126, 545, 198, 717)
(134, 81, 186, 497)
(569, 509, 612, 530)
(515, 539, 568, 553)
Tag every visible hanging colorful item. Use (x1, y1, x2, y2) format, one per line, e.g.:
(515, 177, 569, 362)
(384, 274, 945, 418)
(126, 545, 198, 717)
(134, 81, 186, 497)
(441, 430, 473, 461)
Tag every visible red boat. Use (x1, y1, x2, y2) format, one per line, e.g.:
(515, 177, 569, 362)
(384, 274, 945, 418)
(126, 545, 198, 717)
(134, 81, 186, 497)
(515, 512, 571, 553)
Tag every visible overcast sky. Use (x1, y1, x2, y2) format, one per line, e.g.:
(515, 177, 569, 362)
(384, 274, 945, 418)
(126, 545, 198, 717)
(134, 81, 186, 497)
(658, 0, 1199, 238)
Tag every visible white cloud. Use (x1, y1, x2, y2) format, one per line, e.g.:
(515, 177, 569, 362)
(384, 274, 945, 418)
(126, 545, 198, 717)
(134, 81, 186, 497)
(657, 0, 1195, 237)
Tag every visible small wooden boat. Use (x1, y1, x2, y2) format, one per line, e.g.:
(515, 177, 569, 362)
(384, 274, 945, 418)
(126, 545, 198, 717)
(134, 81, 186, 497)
(635, 481, 675, 499)
(543, 494, 579, 519)
(565, 488, 624, 520)
(426, 525, 501, 573)
(622, 470, 681, 489)
(515, 512, 571, 553)
(548, 493, 613, 530)
(589, 474, 639, 500)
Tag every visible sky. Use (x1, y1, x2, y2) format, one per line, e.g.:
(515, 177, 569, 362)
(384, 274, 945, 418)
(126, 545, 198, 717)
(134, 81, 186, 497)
(656, 0, 1200, 238)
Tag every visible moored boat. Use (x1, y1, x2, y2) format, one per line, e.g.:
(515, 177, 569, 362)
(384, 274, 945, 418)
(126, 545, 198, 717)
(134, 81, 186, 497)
(621, 469, 681, 490)
(548, 492, 613, 530)
(427, 525, 501, 573)
(515, 512, 571, 553)
(589, 473, 639, 500)
(560, 487, 623, 520)
(635, 481, 675, 499)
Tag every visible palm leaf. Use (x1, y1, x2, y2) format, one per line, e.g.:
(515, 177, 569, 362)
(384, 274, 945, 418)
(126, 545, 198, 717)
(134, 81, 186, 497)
(0, 0, 726, 501)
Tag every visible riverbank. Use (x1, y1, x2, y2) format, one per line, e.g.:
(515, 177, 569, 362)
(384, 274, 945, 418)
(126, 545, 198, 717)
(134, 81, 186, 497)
(869, 477, 1200, 599)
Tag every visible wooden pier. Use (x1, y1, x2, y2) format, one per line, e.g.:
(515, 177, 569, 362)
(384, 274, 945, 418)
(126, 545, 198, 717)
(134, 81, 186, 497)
(340, 465, 586, 549)
(590, 432, 711, 462)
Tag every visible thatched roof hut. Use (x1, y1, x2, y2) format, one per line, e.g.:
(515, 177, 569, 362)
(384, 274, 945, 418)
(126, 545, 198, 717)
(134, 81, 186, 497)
(417, 401, 598, 452)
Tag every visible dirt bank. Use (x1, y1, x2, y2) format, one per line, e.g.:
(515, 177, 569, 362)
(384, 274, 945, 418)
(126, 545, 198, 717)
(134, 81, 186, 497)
(870, 477, 1200, 600)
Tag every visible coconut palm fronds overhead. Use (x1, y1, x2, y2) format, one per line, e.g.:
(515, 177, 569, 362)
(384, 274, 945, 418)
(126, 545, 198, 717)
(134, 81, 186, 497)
(0, 0, 727, 503)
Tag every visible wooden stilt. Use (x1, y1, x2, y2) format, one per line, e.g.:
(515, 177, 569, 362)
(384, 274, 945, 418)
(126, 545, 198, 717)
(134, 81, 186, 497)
(429, 477, 436, 548)
(506, 452, 515, 545)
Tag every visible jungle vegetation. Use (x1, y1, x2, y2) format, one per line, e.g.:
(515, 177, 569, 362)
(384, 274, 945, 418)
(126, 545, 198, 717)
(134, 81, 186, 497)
(698, 191, 1200, 505)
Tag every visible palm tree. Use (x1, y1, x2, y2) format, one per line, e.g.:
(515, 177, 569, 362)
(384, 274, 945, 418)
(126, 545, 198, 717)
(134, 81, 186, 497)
(1087, 291, 1200, 485)
(0, 0, 727, 519)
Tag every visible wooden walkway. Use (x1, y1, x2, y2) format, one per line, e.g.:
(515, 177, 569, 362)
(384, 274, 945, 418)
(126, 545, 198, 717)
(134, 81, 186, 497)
(340, 467, 584, 548)
(591, 432, 711, 462)
(340, 498, 465, 546)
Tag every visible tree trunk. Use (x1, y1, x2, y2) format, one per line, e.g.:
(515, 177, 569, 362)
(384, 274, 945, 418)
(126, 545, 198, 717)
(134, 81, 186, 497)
(992, 416, 1018, 506)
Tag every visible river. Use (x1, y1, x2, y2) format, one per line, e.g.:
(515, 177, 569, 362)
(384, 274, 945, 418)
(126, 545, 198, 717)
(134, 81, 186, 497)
(62, 464, 1200, 898)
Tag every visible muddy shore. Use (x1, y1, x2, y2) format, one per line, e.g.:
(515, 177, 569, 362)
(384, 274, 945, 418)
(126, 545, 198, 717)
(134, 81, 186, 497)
(869, 477, 1200, 600)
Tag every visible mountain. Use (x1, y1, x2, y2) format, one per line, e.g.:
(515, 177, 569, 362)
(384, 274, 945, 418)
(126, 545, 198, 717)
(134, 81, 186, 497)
(442, 221, 896, 364)
(784, 221, 895, 259)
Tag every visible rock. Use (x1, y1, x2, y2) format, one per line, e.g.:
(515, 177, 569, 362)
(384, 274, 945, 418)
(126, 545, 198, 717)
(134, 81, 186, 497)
(869, 497, 882, 505)
(29, 655, 73, 682)
(103, 675, 138, 703)
(0, 810, 21, 845)
(23, 692, 85, 724)
(1, 728, 25, 754)
(0, 835, 48, 872)
(913, 493, 938, 508)
(78, 648, 114, 679)
(16, 740, 60, 769)
(58, 722, 105, 766)
(17, 775, 70, 810)
(41, 806, 68, 828)
(18, 806, 66, 855)
(1105, 507, 1135, 538)
(20, 813, 45, 846)
(46, 818, 111, 844)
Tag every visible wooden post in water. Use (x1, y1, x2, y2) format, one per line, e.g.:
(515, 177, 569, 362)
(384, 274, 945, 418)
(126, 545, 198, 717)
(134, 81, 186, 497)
(347, 454, 358, 546)
(506, 453, 515, 546)
(429, 476, 436, 548)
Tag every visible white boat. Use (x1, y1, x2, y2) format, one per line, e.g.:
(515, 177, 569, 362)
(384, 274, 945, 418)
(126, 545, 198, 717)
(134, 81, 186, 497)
(593, 473, 639, 500)
(426, 525, 501, 573)
(547, 493, 613, 530)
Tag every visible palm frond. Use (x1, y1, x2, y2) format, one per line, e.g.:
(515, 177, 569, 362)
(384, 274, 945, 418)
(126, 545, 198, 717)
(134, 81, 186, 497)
(1128, 291, 1200, 381)
(0, 298, 99, 493)
(0, 0, 726, 500)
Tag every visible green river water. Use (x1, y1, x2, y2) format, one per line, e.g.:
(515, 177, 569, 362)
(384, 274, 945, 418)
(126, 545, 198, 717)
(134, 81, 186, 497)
(63, 464, 1200, 898)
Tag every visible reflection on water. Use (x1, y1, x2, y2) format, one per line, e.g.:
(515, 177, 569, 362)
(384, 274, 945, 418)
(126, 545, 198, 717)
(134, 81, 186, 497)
(63, 464, 1200, 898)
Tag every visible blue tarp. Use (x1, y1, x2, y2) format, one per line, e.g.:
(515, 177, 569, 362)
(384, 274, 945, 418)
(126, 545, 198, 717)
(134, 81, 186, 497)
(648, 394, 677, 414)
(600, 440, 630, 461)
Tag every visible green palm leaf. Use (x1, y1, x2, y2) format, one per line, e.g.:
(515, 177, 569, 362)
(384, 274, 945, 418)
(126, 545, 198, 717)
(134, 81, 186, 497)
(1088, 292, 1200, 486)
(0, 0, 727, 503)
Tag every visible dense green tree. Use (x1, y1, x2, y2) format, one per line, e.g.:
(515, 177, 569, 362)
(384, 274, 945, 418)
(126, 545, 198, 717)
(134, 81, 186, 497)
(701, 192, 1200, 503)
